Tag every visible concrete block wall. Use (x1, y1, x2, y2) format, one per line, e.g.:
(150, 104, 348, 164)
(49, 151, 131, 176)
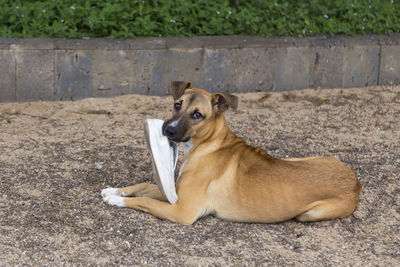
(0, 34, 400, 102)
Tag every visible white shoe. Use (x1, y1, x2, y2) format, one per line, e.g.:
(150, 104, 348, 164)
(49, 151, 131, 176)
(144, 119, 178, 204)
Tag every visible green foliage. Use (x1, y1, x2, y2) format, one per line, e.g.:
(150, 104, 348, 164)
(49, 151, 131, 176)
(0, 0, 399, 38)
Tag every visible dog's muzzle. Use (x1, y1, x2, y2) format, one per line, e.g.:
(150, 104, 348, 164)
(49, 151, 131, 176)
(162, 120, 181, 142)
(163, 124, 177, 139)
(162, 118, 190, 143)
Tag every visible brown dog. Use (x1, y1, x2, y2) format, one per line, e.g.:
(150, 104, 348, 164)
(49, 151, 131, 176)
(102, 81, 361, 225)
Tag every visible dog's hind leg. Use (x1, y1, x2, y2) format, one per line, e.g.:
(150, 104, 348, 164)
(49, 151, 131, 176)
(296, 198, 357, 222)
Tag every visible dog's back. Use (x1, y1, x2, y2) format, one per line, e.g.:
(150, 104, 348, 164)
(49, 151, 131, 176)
(188, 125, 361, 223)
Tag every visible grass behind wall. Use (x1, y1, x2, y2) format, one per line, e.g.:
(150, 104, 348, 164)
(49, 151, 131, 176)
(0, 0, 399, 39)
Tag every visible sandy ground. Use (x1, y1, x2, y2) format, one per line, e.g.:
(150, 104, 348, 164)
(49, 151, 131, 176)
(0, 86, 399, 266)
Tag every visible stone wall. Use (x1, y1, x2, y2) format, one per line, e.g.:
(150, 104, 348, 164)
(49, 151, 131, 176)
(1, 34, 399, 102)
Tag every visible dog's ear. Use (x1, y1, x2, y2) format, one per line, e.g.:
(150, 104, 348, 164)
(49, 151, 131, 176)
(169, 81, 192, 100)
(212, 93, 238, 113)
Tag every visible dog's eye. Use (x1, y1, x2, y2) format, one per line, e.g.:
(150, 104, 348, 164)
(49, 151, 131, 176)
(174, 101, 182, 111)
(191, 111, 203, 119)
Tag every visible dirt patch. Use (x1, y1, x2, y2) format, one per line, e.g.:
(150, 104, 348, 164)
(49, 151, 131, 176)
(1, 86, 399, 265)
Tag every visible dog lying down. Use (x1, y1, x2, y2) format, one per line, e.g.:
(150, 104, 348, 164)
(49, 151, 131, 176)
(102, 81, 361, 225)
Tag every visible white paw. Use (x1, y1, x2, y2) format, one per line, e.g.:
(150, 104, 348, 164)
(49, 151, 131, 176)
(101, 187, 120, 198)
(103, 194, 126, 207)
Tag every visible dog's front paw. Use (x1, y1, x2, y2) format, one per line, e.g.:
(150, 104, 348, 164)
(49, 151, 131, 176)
(103, 194, 126, 207)
(101, 187, 120, 198)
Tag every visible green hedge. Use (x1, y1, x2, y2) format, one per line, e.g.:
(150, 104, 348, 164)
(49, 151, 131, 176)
(1, 0, 399, 39)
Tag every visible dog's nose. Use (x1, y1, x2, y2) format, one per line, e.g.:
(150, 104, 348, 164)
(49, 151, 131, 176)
(163, 125, 176, 138)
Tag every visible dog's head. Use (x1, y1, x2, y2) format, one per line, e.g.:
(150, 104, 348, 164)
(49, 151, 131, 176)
(162, 81, 238, 143)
